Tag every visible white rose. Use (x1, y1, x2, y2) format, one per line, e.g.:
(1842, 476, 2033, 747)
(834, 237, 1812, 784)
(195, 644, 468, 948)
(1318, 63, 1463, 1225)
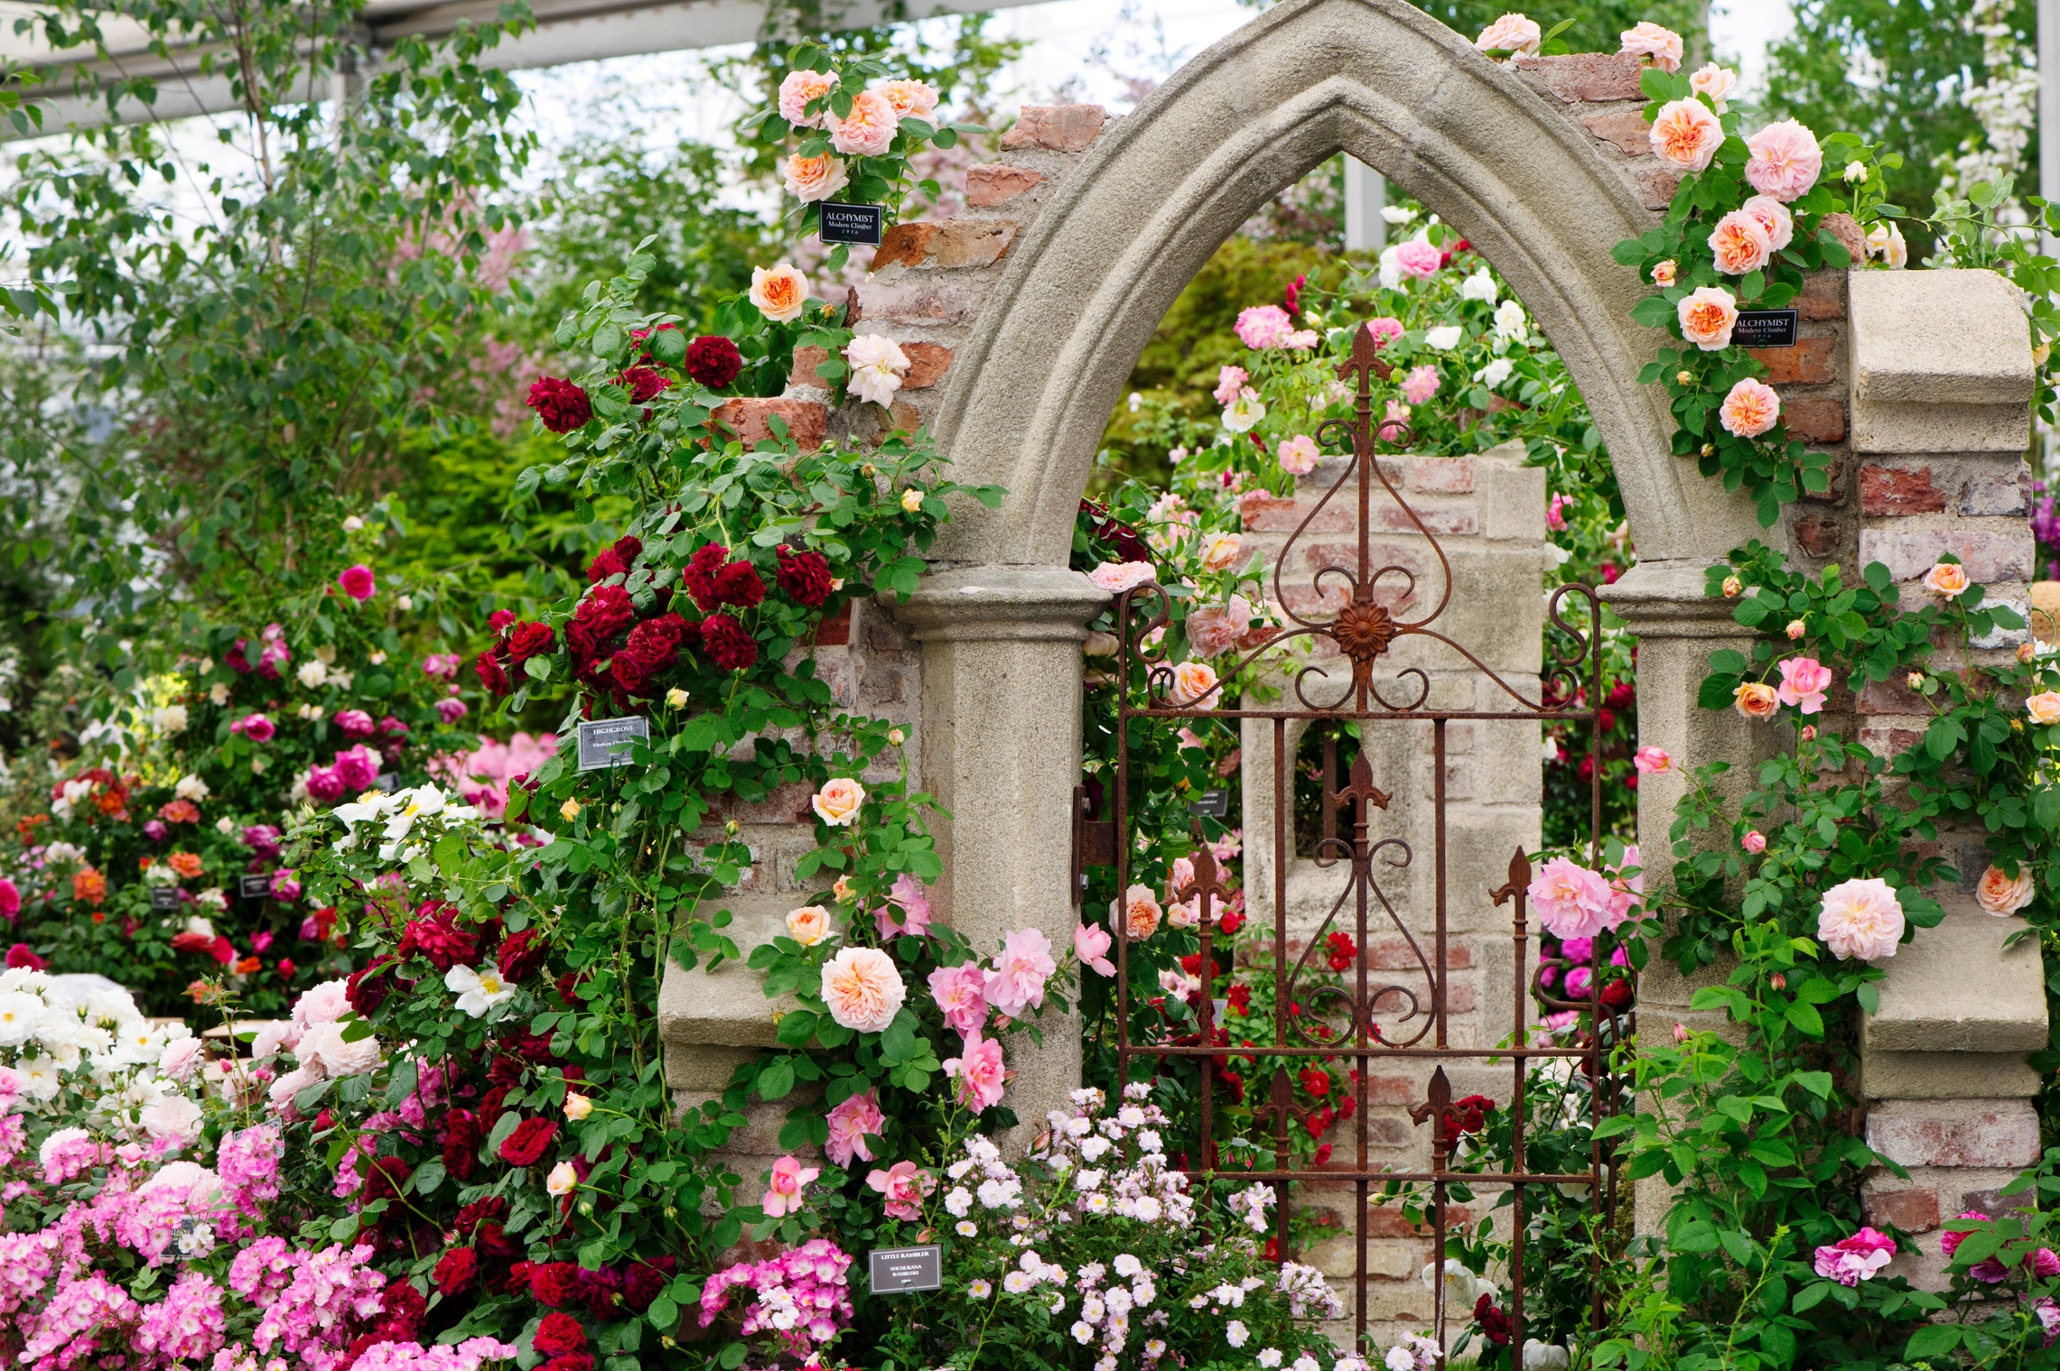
(1424, 325, 1463, 351)
(1493, 298, 1529, 343)
(295, 660, 328, 688)
(140, 1094, 205, 1144)
(174, 774, 209, 802)
(1477, 358, 1515, 389)
(153, 704, 188, 734)
(1461, 269, 1498, 303)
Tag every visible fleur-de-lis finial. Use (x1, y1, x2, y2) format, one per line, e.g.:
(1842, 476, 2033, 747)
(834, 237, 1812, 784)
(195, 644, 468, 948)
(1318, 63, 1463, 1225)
(1336, 320, 1394, 393)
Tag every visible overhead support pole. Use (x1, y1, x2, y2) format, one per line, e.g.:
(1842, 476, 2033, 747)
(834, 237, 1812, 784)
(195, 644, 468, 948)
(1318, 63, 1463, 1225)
(1343, 155, 1387, 254)
(2043, 0, 2060, 257)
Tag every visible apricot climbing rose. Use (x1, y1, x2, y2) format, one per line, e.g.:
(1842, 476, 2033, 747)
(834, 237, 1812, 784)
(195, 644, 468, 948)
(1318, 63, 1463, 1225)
(777, 69, 835, 127)
(749, 263, 809, 323)
(1089, 561, 1157, 594)
(1168, 661, 1219, 707)
(1976, 863, 2036, 917)
(1719, 378, 1781, 438)
(1474, 12, 1542, 54)
(1744, 120, 1823, 202)
(1689, 63, 1737, 111)
(782, 152, 849, 203)
(786, 905, 832, 947)
(812, 777, 866, 827)
(1708, 211, 1773, 276)
(1741, 195, 1795, 252)
(878, 79, 939, 119)
(1648, 98, 1723, 173)
(1733, 682, 1779, 720)
(826, 89, 899, 158)
(1920, 562, 1969, 597)
(1619, 21, 1684, 72)
(820, 946, 907, 1033)
(1118, 883, 1162, 940)
(1677, 286, 1739, 351)
(2028, 691, 2060, 726)
(1816, 877, 1905, 961)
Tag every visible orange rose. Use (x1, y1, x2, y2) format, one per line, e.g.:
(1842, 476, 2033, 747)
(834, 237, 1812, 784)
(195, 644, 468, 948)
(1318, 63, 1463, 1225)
(812, 777, 866, 827)
(1168, 661, 1219, 707)
(749, 263, 809, 324)
(73, 867, 106, 906)
(2028, 691, 2060, 726)
(786, 905, 833, 947)
(1975, 863, 2036, 917)
(1719, 378, 1781, 439)
(782, 152, 850, 204)
(1648, 98, 1723, 172)
(1708, 211, 1773, 276)
(1920, 562, 1969, 598)
(1118, 884, 1162, 940)
(1677, 286, 1739, 351)
(168, 851, 205, 879)
(1733, 682, 1779, 720)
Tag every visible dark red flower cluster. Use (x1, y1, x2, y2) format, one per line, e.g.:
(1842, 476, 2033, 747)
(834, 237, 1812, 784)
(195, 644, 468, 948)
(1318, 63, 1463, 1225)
(775, 544, 834, 607)
(533, 1312, 587, 1357)
(442, 1109, 482, 1182)
(1325, 930, 1356, 973)
(527, 377, 593, 434)
(617, 366, 672, 405)
(432, 1246, 478, 1297)
(346, 954, 399, 1016)
(1443, 1093, 1495, 1149)
(1475, 1293, 1512, 1345)
(516, 1255, 671, 1322)
(684, 334, 743, 388)
(396, 903, 478, 972)
(1079, 497, 1151, 564)
(586, 534, 642, 584)
(497, 928, 547, 982)
(499, 1115, 558, 1167)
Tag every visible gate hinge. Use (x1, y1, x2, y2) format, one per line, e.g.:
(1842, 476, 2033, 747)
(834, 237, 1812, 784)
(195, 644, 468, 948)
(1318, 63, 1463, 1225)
(1071, 784, 1116, 905)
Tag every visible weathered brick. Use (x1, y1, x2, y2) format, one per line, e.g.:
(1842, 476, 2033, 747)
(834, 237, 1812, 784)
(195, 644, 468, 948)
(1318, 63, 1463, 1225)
(1784, 396, 1846, 444)
(1857, 676, 1928, 715)
(848, 279, 978, 327)
(1377, 503, 1477, 536)
(788, 345, 831, 391)
(1797, 271, 1845, 321)
(934, 220, 1016, 269)
(713, 397, 828, 451)
(1579, 108, 1651, 156)
(1859, 722, 1925, 757)
(1363, 1075, 1428, 1106)
(1859, 465, 1946, 516)
(901, 341, 953, 390)
(1635, 166, 1681, 211)
(1856, 527, 2034, 584)
(1792, 510, 1841, 559)
(1864, 1187, 1941, 1233)
(965, 162, 1045, 208)
(1819, 212, 1865, 263)
(1367, 936, 1471, 970)
(886, 399, 922, 432)
(1247, 497, 1352, 534)
(1514, 52, 1645, 102)
(999, 104, 1107, 152)
(812, 602, 852, 647)
(1866, 1105, 2041, 1170)
(871, 222, 937, 270)
(1748, 337, 1835, 385)
(1409, 457, 1476, 494)
(1961, 466, 2029, 517)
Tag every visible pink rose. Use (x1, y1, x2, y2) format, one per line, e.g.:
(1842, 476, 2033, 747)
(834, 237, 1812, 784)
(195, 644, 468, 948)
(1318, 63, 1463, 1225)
(1619, 20, 1683, 72)
(1632, 746, 1672, 775)
(1817, 877, 1905, 961)
(1168, 660, 1219, 707)
(1276, 434, 1320, 476)
(337, 564, 376, 602)
(334, 745, 380, 792)
(825, 1089, 886, 1168)
(1719, 378, 1780, 438)
(1527, 856, 1611, 940)
(1740, 195, 1794, 251)
(984, 927, 1056, 1020)
(1090, 561, 1157, 595)
(1690, 63, 1738, 110)
(1921, 561, 1970, 598)
(1212, 365, 1248, 406)
(1365, 317, 1404, 347)
(873, 873, 933, 940)
(826, 89, 899, 157)
(762, 1154, 819, 1218)
(867, 1159, 929, 1220)
(1235, 305, 1295, 350)
(1074, 921, 1115, 976)
(777, 69, 835, 128)
(1186, 595, 1256, 658)
(820, 946, 906, 1033)
(1708, 211, 1773, 276)
(943, 1026, 1006, 1111)
(1677, 286, 1739, 350)
(1741, 830, 1767, 854)
(1649, 99, 1723, 173)
(1118, 884, 1161, 939)
(1814, 1228, 1895, 1286)
(230, 713, 275, 743)
(1474, 12, 1542, 54)
(927, 962, 988, 1035)
(333, 709, 377, 738)
(1775, 656, 1832, 714)
(1652, 259, 1677, 287)
(435, 698, 468, 724)
(1401, 365, 1439, 405)
(1744, 120, 1822, 202)
(812, 777, 866, 826)
(1393, 240, 1442, 278)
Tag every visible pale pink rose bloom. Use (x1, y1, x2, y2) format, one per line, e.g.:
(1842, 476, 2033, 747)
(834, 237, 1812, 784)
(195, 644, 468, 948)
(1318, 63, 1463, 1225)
(1649, 99, 1723, 173)
(1475, 12, 1542, 54)
(1652, 259, 1677, 287)
(1284, 329, 1321, 349)
(1817, 877, 1905, 961)
(1378, 400, 1412, 443)
(1677, 286, 1739, 350)
(1199, 532, 1245, 573)
(928, 961, 989, 1035)
(1401, 366, 1440, 405)
(868, 1159, 929, 1219)
(1188, 595, 1257, 658)
(1168, 660, 1219, 707)
(877, 79, 939, 118)
(1117, 884, 1162, 939)
(1741, 829, 1767, 854)
(1393, 240, 1442, 278)
(1632, 746, 1672, 775)
(1090, 561, 1158, 594)
(1213, 364, 1249, 406)
(827, 88, 900, 157)
(782, 152, 850, 203)
(1976, 864, 2036, 917)
(1740, 195, 1795, 252)
(873, 873, 933, 940)
(984, 927, 1057, 1019)
(1720, 377, 1781, 438)
(845, 333, 911, 406)
(1277, 434, 1320, 476)
(787, 905, 833, 947)
(1528, 856, 1612, 940)
(944, 1026, 1007, 1110)
(763, 1154, 819, 1217)
(1786, 619, 1807, 640)
(1620, 20, 1684, 72)
(749, 263, 810, 323)
(820, 946, 907, 1032)
(1165, 899, 1199, 930)
(1921, 562, 1969, 597)
(1074, 922, 1116, 976)
(1690, 63, 1738, 110)
(1745, 120, 1823, 202)
(813, 777, 867, 826)
(778, 69, 836, 127)
(1776, 657, 1833, 715)
(1235, 305, 1295, 349)
(159, 1036, 205, 1082)
(824, 1090, 886, 1167)
(1708, 211, 1773, 276)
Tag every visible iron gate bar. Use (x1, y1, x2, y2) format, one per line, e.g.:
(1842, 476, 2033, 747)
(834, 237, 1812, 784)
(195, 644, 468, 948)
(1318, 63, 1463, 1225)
(1107, 321, 1617, 1360)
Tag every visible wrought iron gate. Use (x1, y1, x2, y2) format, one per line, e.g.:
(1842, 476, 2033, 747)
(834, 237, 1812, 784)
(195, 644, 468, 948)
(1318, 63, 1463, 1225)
(1093, 323, 1621, 1360)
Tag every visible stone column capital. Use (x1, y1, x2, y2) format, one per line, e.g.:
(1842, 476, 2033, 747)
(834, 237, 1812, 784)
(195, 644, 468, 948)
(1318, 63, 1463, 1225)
(1600, 560, 1746, 640)
(893, 564, 1109, 643)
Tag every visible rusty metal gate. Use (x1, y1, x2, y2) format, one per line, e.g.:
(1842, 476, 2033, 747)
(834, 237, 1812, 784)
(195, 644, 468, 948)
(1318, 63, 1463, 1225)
(1088, 322, 1621, 1359)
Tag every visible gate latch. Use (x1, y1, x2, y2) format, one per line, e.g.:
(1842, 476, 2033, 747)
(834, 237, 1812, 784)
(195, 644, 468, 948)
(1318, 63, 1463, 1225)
(1071, 784, 1116, 905)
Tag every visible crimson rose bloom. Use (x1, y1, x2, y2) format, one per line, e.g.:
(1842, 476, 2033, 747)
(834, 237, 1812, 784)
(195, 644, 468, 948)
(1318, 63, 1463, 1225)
(775, 545, 834, 607)
(527, 376, 592, 433)
(362, 1155, 411, 1205)
(489, 609, 517, 632)
(529, 1261, 582, 1308)
(374, 1280, 426, 1341)
(499, 1116, 559, 1167)
(699, 613, 758, 672)
(622, 613, 689, 673)
(713, 560, 765, 608)
(618, 366, 672, 405)
(454, 1195, 507, 1235)
(623, 1257, 677, 1312)
(683, 543, 727, 609)
(475, 649, 509, 696)
(574, 584, 636, 641)
(533, 1312, 587, 1357)
(541, 1356, 596, 1371)
(609, 652, 652, 697)
(397, 908, 478, 972)
(506, 621, 554, 663)
(346, 956, 397, 1016)
(477, 1084, 512, 1132)
(433, 1247, 478, 1297)
(497, 928, 547, 982)
(684, 335, 743, 388)
(442, 1109, 481, 1182)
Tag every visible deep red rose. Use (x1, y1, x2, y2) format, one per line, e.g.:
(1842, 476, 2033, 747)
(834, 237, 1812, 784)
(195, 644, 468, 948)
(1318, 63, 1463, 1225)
(713, 560, 764, 608)
(499, 1116, 559, 1167)
(506, 622, 555, 663)
(489, 609, 517, 632)
(534, 1312, 588, 1357)
(579, 1266, 625, 1320)
(1601, 977, 1634, 1009)
(775, 545, 834, 607)
(618, 365, 673, 405)
(683, 543, 727, 609)
(528, 377, 593, 433)
(530, 1263, 582, 1308)
(586, 548, 630, 583)
(442, 1109, 481, 1182)
(541, 1355, 596, 1371)
(474, 1220, 520, 1262)
(345, 957, 397, 1017)
(362, 1154, 411, 1205)
(684, 335, 743, 389)
(557, 971, 585, 1007)
(574, 583, 637, 639)
(623, 1257, 677, 1312)
(397, 910, 477, 973)
(487, 1052, 525, 1089)
(224, 638, 253, 673)
(375, 1279, 426, 1340)
(1475, 1292, 1512, 1345)
(1298, 1067, 1332, 1098)
(497, 928, 547, 982)
(475, 649, 509, 696)
(506, 1030, 560, 1064)
(1217, 909, 1245, 935)
(608, 653, 652, 697)
(624, 612, 687, 664)
(433, 1247, 478, 1297)
(454, 1195, 507, 1235)
(477, 1085, 512, 1132)
(699, 613, 758, 672)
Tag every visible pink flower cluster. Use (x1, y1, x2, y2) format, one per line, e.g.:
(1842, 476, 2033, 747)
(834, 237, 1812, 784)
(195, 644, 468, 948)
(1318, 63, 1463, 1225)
(230, 1240, 388, 1371)
(698, 1238, 854, 1357)
(1813, 1227, 1894, 1285)
(1233, 305, 1318, 351)
(298, 744, 383, 804)
(343, 1339, 521, 1371)
(434, 733, 559, 819)
(218, 1123, 284, 1214)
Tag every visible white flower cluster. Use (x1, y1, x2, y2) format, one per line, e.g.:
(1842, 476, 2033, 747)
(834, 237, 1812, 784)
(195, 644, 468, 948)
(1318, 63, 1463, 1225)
(1382, 1333, 1444, 1371)
(944, 1133, 1024, 1217)
(332, 783, 478, 862)
(1066, 1249, 1158, 1365)
(251, 979, 382, 1118)
(1030, 1084, 1193, 1226)
(0, 968, 210, 1141)
(1277, 1261, 1344, 1321)
(1227, 1181, 1274, 1233)
(1935, 0, 2038, 225)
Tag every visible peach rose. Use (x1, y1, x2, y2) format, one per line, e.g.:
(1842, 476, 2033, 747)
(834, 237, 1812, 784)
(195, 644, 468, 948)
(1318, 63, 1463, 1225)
(1090, 561, 1157, 595)
(1741, 195, 1795, 252)
(749, 263, 809, 323)
(1475, 12, 1542, 54)
(827, 88, 900, 158)
(782, 152, 850, 203)
(1734, 682, 1779, 720)
(1187, 595, 1256, 658)
(1976, 863, 2036, 917)
(812, 777, 866, 827)
(1719, 377, 1781, 438)
(1649, 98, 1724, 173)
(786, 905, 833, 947)
(2028, 691, 2060, 726)
(1678, 286, 1739, 351)
(1117, 884, 1162, 940)
(878, 79, 939, 119)
(1709, 211, 1774, 276)
(1620, 21, 1684, 73)
(1745, 119, 1823, 203)
(1689, 63, 1737, 111)
(777, 69, 835, 127)
(820, 946, 907, 1033)
(1200, 532, 1245, 573)
(1816, 877, 1905, 961)
(1169, 661, 1219, 707)
(1920, 562, 1969, 598)
(1652, 259, 1677, 287)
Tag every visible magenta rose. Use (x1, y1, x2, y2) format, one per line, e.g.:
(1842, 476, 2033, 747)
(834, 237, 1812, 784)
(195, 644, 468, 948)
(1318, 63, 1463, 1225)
(337, 564, 376, 602)
(231, 713, 275, 742)
(333, 709, 376, 738)
(334, 746, 380, 792)
(304, 766, 345, 802)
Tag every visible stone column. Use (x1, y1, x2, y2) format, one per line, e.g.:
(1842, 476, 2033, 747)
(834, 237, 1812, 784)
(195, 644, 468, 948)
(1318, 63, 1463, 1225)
(894, 564, 1109, 1143)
